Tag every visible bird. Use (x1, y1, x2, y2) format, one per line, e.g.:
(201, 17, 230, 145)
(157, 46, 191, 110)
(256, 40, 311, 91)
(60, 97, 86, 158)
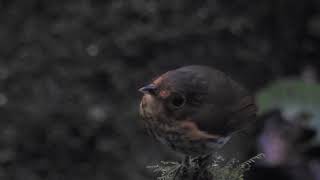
(138, 65, 257, 177)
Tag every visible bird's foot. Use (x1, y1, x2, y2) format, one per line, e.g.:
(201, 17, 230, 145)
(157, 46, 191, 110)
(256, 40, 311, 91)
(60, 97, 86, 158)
(193, 154, 213, 180)
(173, 156, 191, 180)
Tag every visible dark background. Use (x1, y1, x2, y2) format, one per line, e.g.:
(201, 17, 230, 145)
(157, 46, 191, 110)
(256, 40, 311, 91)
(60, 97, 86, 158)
(0, 0, 319, 179)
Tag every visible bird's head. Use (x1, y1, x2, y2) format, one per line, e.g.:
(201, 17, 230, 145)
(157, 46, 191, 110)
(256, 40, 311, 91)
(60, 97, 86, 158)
(139, 67, 209, 121)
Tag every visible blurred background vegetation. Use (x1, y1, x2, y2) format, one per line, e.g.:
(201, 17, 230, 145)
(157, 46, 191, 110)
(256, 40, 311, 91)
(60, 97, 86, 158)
(0, 0, 319, 179)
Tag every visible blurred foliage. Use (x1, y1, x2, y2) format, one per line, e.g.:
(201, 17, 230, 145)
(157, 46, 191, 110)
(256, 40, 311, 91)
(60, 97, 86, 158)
(257, 80, 320, 142)
(258, 80, 320, 113)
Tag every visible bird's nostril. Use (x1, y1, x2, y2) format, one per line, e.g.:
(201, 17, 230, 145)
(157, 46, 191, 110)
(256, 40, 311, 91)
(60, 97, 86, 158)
(139, 84, 157, 95)
(139, 87, 148, 93)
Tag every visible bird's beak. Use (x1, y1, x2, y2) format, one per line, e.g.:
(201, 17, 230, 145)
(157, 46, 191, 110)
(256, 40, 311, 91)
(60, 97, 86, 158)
(139, 84, 156, 94)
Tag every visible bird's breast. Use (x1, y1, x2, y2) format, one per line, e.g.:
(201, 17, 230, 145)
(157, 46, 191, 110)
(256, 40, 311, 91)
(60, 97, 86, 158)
(139, 94, 227, 155)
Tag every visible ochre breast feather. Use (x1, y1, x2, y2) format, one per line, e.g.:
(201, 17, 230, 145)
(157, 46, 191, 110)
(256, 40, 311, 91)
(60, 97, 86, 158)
(179, 120, 224, 141)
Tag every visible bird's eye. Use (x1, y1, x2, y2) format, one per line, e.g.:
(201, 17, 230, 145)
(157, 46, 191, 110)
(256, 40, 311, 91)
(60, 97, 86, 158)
(170, 93, 186, 108)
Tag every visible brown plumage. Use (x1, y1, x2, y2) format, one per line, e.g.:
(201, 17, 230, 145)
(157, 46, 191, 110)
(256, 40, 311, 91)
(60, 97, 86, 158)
(139, 65, 257, 156)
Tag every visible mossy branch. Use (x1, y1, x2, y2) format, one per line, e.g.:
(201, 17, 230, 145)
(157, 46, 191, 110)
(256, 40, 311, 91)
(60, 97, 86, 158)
(147, 153, 264, 180)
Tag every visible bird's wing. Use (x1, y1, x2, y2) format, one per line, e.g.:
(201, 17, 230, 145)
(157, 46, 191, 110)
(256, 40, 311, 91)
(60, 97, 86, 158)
(187, 94, 257, 137)
(226, 95, 258, 133)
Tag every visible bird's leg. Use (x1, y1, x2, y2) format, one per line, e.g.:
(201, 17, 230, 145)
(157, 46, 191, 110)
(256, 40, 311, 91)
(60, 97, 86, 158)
(173, 155, 191, 180)
(193, 154, 213, 180)
(182, 155, 191, 168)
